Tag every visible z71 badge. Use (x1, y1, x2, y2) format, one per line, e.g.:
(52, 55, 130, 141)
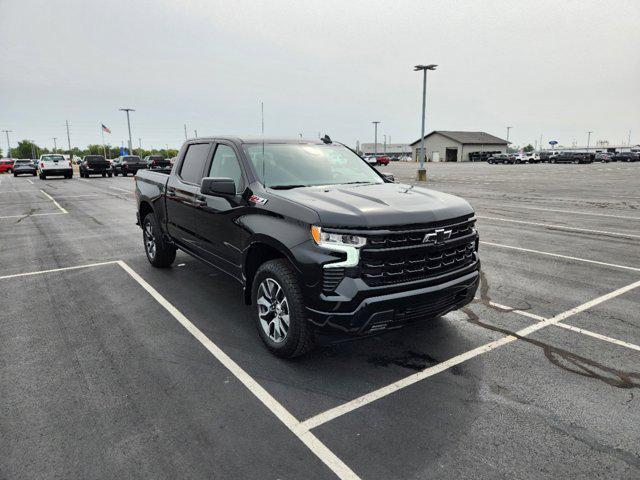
(249, 194, 268, 205)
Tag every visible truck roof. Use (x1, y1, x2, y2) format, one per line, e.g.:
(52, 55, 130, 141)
(187, 136, 326, 145)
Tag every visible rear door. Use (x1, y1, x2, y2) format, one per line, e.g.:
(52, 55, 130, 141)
(165, 142, 214, 249)
(194, 141, 248, 279)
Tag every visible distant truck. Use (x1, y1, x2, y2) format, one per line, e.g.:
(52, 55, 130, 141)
(143, 155, 172, 171)
(112, 155, 147, 176)
(79, 155, 112, 178)
(38, 154, 73, 179)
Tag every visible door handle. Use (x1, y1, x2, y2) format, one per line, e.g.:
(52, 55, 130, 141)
(194, 195, 207, 206)
(166, 186, 176, 195)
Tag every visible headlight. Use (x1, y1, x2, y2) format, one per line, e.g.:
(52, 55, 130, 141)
(311, 226, 366, 269)
(311, 226, 366, 248)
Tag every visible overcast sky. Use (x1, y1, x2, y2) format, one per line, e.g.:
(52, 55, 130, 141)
(1, 0, 639, 152)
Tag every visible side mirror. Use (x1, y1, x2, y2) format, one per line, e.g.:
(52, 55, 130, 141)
(201, 177, 236, 196)
(382, 173, 395, 182)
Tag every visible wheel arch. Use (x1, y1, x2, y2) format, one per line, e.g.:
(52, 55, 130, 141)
(243, 238, 299, 305)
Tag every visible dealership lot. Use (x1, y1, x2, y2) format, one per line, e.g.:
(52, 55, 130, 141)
(1, 162, 639, 479)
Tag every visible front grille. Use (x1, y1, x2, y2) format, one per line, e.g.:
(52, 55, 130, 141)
(358, 218, 477, 286)
(322, 268, 345, 292)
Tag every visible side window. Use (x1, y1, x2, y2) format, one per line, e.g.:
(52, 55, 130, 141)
(179, 143, 211, 184)
(208, 144, 244, 192)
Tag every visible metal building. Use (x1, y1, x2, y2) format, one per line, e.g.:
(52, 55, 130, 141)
(410, 131, 508, 162)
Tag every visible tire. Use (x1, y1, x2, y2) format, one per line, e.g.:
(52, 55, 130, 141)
(252, 259, 314, 358)
(32, 171, 37, 176)
(40, 173, 46, 180)
(122, 171, 128, 177)
(142, 212, 176, 268)
(108, 173, 112, 178)
(102, 172, 106, 178)
(114, 171, 118, 176)
(13, 173, 17, 177)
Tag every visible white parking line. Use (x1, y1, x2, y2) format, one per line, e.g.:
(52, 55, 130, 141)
(298, 279, 640, 431)
(109, 186, 133, 193)
(39, 189, 68, 214)
(553, 323, 640, 352)
(117, 261, 360, 480)
(26, 179, 34, 184)
(481, 241, 640, 272)
(0, 260, 118, 281)
(477, 216, 640, 239)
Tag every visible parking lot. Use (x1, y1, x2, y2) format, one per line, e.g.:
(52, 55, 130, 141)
(1, 161, 639, 479)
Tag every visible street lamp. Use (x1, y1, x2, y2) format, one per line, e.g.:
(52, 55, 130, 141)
(119, 108, 135, 155)
(52, 137, 58, 153)
(414, 64, 437, 180)
(372, 121, 380, 157)
(587, 131, 592, 152)
(506, 126, 512, 151)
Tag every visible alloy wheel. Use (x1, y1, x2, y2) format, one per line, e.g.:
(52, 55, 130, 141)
(256, 278, 290, 343)
(144, 221, 156, 260)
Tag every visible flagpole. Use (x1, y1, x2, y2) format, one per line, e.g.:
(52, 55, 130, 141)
(101, 126, 107, 159)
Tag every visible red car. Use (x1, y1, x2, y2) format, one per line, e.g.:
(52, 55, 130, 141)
(0, 158, 15, 173)
(376, 156, 390, 166)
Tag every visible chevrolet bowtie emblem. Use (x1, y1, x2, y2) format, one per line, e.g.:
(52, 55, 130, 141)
(423, 228, 452, 245)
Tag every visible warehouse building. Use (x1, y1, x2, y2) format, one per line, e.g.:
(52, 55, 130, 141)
(410, 131, 508, 162)
(359, 143, 412, 158)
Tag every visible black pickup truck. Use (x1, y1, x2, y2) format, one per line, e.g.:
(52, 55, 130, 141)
(135, 137, 480, 357)
(79, 155, 113, 178)
(143, 155, 172, 171)
(112, 155, 147, 176)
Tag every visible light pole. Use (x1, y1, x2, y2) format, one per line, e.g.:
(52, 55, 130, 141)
(383, 134, 387, 154)
(372, 121, 380, 157)
(119, 108, 135, 155)
(2, 130, 11, 157)
(414, 64, 437, 180)
(586, 131, 592, 152)
(53, 137, 58, 153)
(506, 126, 512, 152)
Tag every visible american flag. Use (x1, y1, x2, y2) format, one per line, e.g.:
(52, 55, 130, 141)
(101, 124, 111, 134)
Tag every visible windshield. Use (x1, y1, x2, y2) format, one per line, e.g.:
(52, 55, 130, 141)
(243, 144, 383, 188)
(42, 155, 64, 161)
(15, 160, 32, 165)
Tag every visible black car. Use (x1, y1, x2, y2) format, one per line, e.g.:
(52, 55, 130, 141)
(144, 155, 172, 171)
(12, 159, 37, 176)
(112, 155, 147, 176)
(613, 152, 639, 162)
(79, 155, 112, 178)
(135, 136, 480, 357)
(487, 153, 515, 164)
(551, 152, 592, 164)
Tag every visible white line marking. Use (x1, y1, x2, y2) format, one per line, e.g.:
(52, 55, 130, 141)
(481, 204, 640, 221)
(481, 241, 640, 272)
(116, 261, 359, 480)
(54, 194, 103, 198)
(0, 212, 65, 220)
(553, 323, 640, 353)
(39, 189, 68, 214)
(26, 179, 34, 184)
(109, 186, 133, 193)
(0, 260, 118, 281)
(477, 216, 640, 239)
(299, 279, 640, 431)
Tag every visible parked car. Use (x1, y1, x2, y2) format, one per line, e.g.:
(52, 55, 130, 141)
(375, 156, 390, 166)
(540, 151, 559, 162)
(12, 159, 37, 176)
(135, 137, 480, 357)
(550, 152, 592, 164)
(38, 154, 73, 179)
(525, 152, 541, 163)
(487, 153, 514, 164)
(513, 153, 528, 164)
(363, 156, 378, 166)
(144, 155, 172, 171)
(613, 152, 639, 162)
(112, 155, 147, 176)
(79, 155, 112, 178)
(0, 158, 15, 173)
(595, 152, 612, 163)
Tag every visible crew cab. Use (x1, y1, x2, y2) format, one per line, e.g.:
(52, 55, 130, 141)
(38, 154, 73, 179)
(551, 152, 592, 164)
(112, 155, 146, 176)
(12, 159, 37, 176)
(79, 155, 112, 178)
(143, 155, 172, 171)
(135, 137, 480, 357)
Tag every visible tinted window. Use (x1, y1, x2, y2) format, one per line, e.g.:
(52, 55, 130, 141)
(208, 144, 244, 192)
(180, 143, 211, 184)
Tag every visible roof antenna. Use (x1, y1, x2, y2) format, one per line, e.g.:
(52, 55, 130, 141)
(321, 134, 332, 144)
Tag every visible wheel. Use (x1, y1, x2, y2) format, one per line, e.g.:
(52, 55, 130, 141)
(32, 172, 37, 176)
(143, 213, 176, 268)
(252, 259, 314, 358)
(13, 173, 17, 177)
(40, 173, 46, 180)
(108, 173, 112, 178)
(102, 172, 106, 178)
(122, 171, 128, 177)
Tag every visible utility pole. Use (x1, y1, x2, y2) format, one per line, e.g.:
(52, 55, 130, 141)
(194, 130, 198, 138)
(372, 121, 380, 157)
(184, 124, 188, 140)
(539, 134, 543, 152)
(506, 126, 512, 151)
(586, 131, 592, 152)
(628, 130, 632, 146)
(414, 64, 437, 180)
(383, 134, 387, 154)
(2, 130, 11, 157)
(65, 120, 73, 162)
(53, 137, 58, 153)
(119, 108, 135, 155)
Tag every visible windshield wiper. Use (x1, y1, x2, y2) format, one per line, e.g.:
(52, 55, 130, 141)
(269, 184, 308, 190)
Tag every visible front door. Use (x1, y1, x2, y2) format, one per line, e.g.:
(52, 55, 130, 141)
(165, 142, 213, 249)
(194, 142, 248, 280)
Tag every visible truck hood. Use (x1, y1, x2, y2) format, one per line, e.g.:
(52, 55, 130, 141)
(271, 183, 474, 228)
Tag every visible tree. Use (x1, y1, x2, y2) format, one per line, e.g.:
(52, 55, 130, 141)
(523, 144, 534, 152)
(11, 140, 40, 159)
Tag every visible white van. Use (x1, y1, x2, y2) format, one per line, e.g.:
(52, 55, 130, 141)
(38, 154, 73, 179)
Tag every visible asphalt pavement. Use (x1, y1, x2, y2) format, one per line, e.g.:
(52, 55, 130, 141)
(1, 161, 639, 479)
